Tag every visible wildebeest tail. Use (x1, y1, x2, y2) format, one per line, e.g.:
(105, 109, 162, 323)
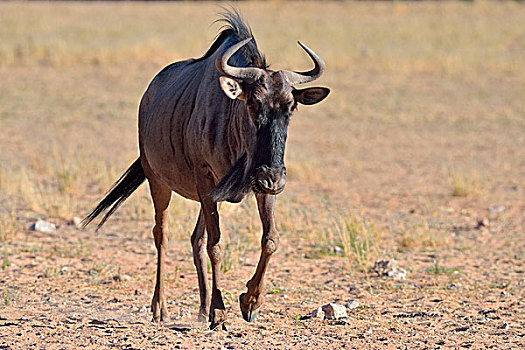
(81, 158, 145, 230)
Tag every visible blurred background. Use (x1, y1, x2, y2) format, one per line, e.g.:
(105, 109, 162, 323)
(0, 1, 523, 348)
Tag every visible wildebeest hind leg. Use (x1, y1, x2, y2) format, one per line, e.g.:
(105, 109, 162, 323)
(191, 209, 210, 323)
(148, 177, 172, 322)
(240, 193, 279, 322)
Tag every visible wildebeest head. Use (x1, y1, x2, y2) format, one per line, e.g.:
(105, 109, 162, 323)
(216, 38, 330, 197)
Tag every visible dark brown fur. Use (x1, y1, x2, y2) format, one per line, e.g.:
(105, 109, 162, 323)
(83, 10, 329, 328)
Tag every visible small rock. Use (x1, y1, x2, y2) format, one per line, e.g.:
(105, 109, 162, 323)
(488, 205, 505, 214)
(112, 274, 131, 282)
(373, 259, 407, 280)
(59, 266, 68, 275)
(72, 216, 82, 228)
(388, 268, 407, 280)
(333, 246, 343, 255)
(178, 308, 191, 319)
(311, 307, 325, 319)
(447, 282, 461, 289)
(134, 289, 142, 296)
(345, 300, 360, 310)
(139, 306, 148, 313)
(476, 217, 489, 229)
(322, 303, 348, 320)
(30, 220, 56, 234)
(373, 259, 395, 275)
(497, 322, 509, 330)
(45, 296, 56, 303)
(499, 291, 509, 298)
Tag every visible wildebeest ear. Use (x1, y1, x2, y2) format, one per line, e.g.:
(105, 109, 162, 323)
(219, 76, 246, 100)
(293, 87, 330, 105)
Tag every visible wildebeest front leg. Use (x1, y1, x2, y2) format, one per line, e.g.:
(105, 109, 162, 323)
(191, 209, 210, 323)
(240, 193, 279, 322)
(197, 175, 229, 330)
(148, 178, 172, 322)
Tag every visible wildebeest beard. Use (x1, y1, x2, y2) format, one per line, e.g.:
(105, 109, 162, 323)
(210, 153, 254, 203)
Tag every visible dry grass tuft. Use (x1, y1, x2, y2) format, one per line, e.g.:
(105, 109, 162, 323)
(448, 170, 487, 198)
(0, 211, 20, 242)
(398, 221, 451, 251)
(334, 212, 382, 272)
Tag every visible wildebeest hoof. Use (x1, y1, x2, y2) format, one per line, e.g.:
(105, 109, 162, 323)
(243, 306, 259, 322)
(209, 308, 227, 326)
(152, 315, 170, 323)
(151, 310, 170, 323)
(239, 292, 261, 322)
(151, 299, 169, 323)
(209, 320, 231, 331)
(197, 311, 208, 324)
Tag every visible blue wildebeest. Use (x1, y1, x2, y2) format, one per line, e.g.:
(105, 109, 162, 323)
(82, 10, 329, 329)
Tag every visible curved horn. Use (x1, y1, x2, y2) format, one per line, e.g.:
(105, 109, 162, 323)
(216, 37, 265, 83)
(282, 41, 326, 85)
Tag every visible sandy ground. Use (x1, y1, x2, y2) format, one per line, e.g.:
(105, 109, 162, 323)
(1, 199, 524, 349)
(1, 1, 524, 349)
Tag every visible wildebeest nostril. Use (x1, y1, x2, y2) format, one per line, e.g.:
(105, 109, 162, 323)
(257, 166, 286, 193)
(258, 178, 270, 190)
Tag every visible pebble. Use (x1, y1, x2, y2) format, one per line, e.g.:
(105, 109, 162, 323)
(373, 259, 407, 280)
(345, 300, 360, 310)
(113, 274, 131, 282)
(72, 217, 82, 228)
(476, 217, 490, 229)
(178, 308, 191, 319)
(311, 307, 325, 319)
(311, 303, 348, 320)
(497, 323, 509, 330)
(139, 306, 148, 313)
(323, 303, 348, 320)
(30, 220, 56, 234)
(447, 282, 462, 289)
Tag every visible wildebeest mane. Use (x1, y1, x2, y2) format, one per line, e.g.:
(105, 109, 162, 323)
(201, 9, 268, 203)
(193, 9, 267, 70)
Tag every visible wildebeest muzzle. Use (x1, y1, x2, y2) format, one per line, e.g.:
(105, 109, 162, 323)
(255, 165, 286, 195)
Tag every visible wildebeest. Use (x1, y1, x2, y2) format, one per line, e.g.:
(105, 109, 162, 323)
(82, 10, 329, 329)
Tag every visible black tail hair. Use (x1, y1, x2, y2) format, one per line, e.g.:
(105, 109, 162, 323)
(81, 158, 146, 230)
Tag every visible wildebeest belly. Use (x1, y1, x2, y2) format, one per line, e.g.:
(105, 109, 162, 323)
(139, 104, 200, 201)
